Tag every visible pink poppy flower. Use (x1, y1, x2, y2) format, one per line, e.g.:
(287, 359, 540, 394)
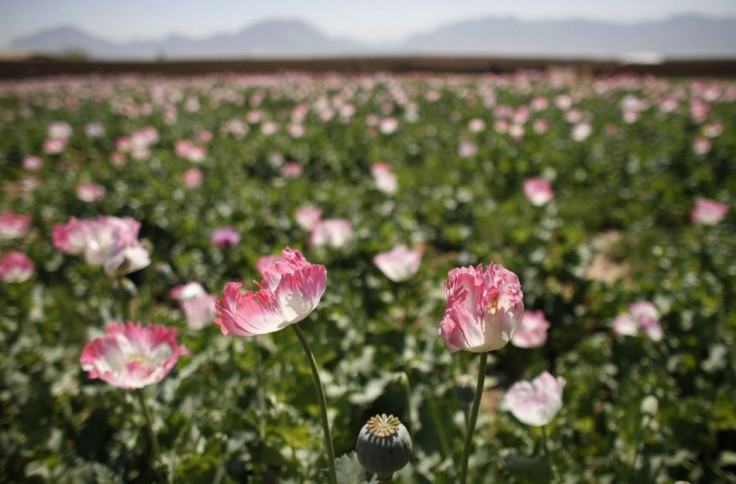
(281, 162, 303, 178)
(80, 322, 188, 390)
(0, 212, 31, 239)
(468, 118, 485, 133)
(186, 145, 207, 163)
(501, 371, 566, 426)
(571, 122, 592, 142)
(511, 310, 551, 348)
(288, 123, 305, 138)
(0, 251, 34, 283)
(309, 219, 354, 249)
(221, 119, 249, 139)
(47, 121, 72, 140)
(692, 137, 711, 155)
(246, 110, 263, 124)
(295, 205, 323, 231)
(211, 226, 240, 249)
(268, 151, 285, 168)
(76, 182, 105, 202)
(175, 140, 206, 163)
(531, 96, 549, 111)
(182, 168, 203, 188)
(379, 117, 399, 134)
(554, 95, 572, 110)
(53, 216, 150, 276)
(22, 156, 43, 171)
(43, 137, 67, 154)
(132, 126, 159, 148)
(613, 301, 662, 342)
(533, 119, 550, 134)
(513, 107, 530, 124)
(623, 110, 639, 123)
(703, 122, 723, 138)
(690, 99, 710, 122)
(523, 178, 554, 206)
(291, 103, 310, 122)
(22, 176, 40, 193)
(371, 162, 398, 195)
(373, 245, 422, 282)
(170, 281, 207, 301)
(509, 124, 525, 142)
(458, 141, 478, 158)
(110, 152, 126, 167)
(659, 97, 678, 113)
(116, 136, 132, 152)
(439, 262, 524, 353)
(181, 293, 217, 330)
(261, 121, 278, 135)
(85, 122, 105, 138)
(691, 198, 728, 225)
(214, 247, 327, 336)
(52, 217, 87, 255)
(198, 130, 212, 143)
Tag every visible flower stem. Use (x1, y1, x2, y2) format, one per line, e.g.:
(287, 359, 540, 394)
(136, 389, 168, 483)
(459, 351, 488, 484)
(396, 372, 415, 434)
(291, 324, 337, 484)
(541, 425, 549, 458)
(463, 405, 470, 433)
(628, 414, 652, 480)
(117, 277, 131, 322)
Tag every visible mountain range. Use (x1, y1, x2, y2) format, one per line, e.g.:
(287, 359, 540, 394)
(8, 15, 736, 60)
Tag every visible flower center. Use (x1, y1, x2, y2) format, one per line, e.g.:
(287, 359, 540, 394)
(366, 414, 402, 437)
(125, 353, 151, 368)
(487, 293, 500, 314)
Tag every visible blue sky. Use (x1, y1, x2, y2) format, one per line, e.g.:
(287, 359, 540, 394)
(1, 0, 735, 48)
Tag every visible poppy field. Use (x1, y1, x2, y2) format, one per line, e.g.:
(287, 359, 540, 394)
(1, 70, 735, 483)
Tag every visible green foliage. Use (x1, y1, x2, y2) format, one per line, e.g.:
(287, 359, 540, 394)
(1, 71, 735, 482)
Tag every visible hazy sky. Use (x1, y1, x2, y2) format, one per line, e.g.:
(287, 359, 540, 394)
(2, 0, 736, 48)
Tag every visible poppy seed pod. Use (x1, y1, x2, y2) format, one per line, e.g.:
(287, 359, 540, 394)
(356, 414, 412, 480)
(454, 375, 477, 406)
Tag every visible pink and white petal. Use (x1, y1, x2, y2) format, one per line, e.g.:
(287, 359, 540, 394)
(613, 314, 638, 336)
(642, 319, 663, 342)
(273, 266, 327, 324)
(216, 289, 286, 336)
(439, 304, 486, 353)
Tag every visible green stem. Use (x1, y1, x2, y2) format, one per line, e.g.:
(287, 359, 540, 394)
(397, 372, 415, 434)
(291, 324, 337, 484)
(459, 352, 488, 484)
(117, 277, 131, 322)
(628, 414, 651, 479)
(463, 405, 470, 433)
(541, 425, 549, 458)
(136, 389, 168, 483)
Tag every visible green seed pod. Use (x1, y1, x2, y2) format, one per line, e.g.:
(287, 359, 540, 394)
(355, 414, 412, 481)
(112, 277, 138, 300)
(454, 374, 477, 406)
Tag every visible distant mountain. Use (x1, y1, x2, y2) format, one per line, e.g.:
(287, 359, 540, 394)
(10, 25, 123, 57)
(10, 20, 369, 59)
(8, 15, 736, 60)
(401, 15, 736, 58)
